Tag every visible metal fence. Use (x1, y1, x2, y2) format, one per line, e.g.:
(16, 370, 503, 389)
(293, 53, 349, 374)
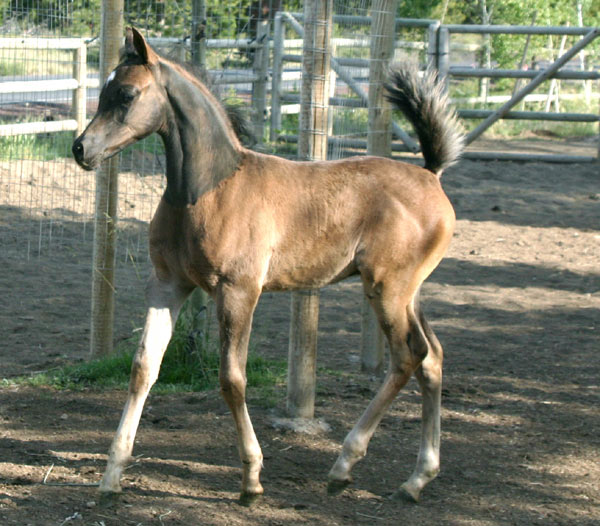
(1, 2, 599, 362)
(272, 14, 600, 163)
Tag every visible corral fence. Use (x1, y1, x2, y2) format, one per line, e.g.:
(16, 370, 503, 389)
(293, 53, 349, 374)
(270, 13, 600, 163)
(2, 15, 598, 164)
(0, 38, 88, 137)
(1, 3, 599, 410)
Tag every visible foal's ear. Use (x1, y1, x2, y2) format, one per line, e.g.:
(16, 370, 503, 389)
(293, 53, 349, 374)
(125, 27, 159, 66)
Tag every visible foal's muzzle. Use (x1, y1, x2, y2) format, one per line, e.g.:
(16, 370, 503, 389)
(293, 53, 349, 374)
(72, 135, 101, 171)
(72, 136, 93, 170)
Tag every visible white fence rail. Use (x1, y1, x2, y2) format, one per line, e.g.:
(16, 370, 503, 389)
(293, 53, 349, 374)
(2, 21, 599, 162)
(0, 36, 268, 141)
(0, 37, 89, 137)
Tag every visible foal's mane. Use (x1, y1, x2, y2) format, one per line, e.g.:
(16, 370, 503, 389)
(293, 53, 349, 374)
(119, 47, 255, 147)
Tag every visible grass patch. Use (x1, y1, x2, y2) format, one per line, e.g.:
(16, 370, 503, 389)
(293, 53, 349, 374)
(0, 131, 75, 161)
(7, 299, 287, 398)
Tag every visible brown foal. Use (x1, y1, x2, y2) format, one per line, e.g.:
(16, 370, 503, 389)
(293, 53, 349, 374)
(72, 27, 464, 503)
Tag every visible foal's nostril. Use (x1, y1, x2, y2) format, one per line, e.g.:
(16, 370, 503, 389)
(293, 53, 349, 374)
(72, 139, 84, 161)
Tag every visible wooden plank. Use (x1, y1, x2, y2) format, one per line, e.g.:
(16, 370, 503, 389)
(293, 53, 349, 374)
(0, 119, 78, 136)
(0, 37, 85, 49)
(0, 79, 79, 94)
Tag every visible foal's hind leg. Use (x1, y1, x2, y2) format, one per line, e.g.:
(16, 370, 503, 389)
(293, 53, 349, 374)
(100, 271, 190, 494)
(397, 309, 443, 502)
(215, 282, 263, 505)
(328, 282, 429, 493)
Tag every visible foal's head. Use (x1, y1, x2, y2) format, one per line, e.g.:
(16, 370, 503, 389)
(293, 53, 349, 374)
(72, 27, 166, 170)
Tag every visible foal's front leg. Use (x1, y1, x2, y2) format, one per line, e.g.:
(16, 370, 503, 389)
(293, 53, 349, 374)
(216, 282, 263, 505)
(99, 272, 190, 494)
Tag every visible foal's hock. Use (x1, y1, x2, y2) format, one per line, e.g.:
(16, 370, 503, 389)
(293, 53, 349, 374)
(73, 27, 463, 503)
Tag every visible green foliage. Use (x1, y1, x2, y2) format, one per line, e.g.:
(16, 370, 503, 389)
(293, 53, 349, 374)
(0, 131, 74, 161)
(332, 107, 368, 136)
(9, 298, 287, 395)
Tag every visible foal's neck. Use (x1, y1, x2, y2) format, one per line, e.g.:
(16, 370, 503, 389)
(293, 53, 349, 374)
(158, 60, 242, 206)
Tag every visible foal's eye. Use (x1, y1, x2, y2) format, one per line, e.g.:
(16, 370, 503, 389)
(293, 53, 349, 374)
(118, 89, 136, 105)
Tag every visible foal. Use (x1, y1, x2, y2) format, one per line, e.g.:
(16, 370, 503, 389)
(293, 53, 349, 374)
(72, 27, 463, 503)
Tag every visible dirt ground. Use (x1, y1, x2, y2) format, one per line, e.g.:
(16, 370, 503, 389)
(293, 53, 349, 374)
(1, 140, 599, 525)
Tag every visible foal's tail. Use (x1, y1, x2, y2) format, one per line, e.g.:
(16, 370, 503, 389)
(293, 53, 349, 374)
(385, 64, 464, 177)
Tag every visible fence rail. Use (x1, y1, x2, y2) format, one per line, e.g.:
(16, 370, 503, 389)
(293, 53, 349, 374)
(1, 20, 598, 161)
(0, 37, 88, 136)
(0, 36, 269, 140)
(271, 13, 600, 163)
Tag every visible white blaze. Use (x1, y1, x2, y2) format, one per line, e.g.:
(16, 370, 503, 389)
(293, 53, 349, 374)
(105, 69, 117, 86)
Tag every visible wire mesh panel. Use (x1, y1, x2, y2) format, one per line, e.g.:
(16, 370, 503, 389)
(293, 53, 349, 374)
(0, 1, 100, 260)
(0, 1, 284, 267)
(2, 1, 598, 361)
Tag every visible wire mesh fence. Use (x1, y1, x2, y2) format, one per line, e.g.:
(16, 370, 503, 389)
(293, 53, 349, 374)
(0, 1, 288, 265)
(1, 2, 598, 351)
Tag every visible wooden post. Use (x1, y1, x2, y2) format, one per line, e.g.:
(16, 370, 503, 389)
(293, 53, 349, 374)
(90, 1, 123, 357)
(270, 11, 284, 141)
(252, 19, 270, 145)
(72, 41, 87, 137)
(287, 0, 333, 419)
(361, 0, 398, 375)
(191, 0, 207, 70)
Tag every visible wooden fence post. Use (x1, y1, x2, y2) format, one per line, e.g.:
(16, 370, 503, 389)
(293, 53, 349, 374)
(252, 19, 270, 145)
(90, 0, 123, 357)
(361, 0, 398, 375)
(72, 41, 87, 137)
(270, 11, 284, 142)
(191, 0, 207, 70)
(287, 0, 333, 419)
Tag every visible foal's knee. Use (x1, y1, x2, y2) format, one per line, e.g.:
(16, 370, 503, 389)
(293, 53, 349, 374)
(130, 356, 157, 394)
(219, 368, 246, 405)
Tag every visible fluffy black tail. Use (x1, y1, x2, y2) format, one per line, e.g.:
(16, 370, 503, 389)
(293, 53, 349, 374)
(385, 64, 464, 177)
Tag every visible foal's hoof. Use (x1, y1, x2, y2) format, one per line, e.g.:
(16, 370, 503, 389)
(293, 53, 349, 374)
(327, 478, 352, 496)
(392, 484, 420, 504)
(239, 491, 263, 507)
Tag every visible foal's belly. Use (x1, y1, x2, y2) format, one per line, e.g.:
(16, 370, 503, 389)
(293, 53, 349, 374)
(262, 241, 360, 291)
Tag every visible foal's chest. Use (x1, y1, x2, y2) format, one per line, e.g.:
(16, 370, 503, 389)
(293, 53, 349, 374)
(148, 198, 221, 289)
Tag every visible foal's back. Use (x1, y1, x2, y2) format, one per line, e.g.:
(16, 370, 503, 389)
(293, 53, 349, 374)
(149, 149, 454, 294)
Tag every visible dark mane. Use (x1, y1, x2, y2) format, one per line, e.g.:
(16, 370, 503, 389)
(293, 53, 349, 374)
(119, 46, 256, 147)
